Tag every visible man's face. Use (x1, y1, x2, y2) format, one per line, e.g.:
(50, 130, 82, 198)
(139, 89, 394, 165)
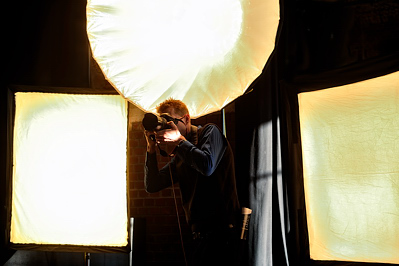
(164, 108, 189, 137)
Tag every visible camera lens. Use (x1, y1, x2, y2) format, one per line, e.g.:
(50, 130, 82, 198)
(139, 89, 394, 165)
(142, 113, 159, 131)
(142, 113, 168, 131)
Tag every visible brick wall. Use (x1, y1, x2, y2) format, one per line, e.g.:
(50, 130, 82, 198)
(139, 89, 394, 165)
(128, 102, 235, 265)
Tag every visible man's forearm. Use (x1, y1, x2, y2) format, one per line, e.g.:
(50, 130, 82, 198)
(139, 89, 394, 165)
(144, 152, 172, 193)
(175, 125, 226, 176)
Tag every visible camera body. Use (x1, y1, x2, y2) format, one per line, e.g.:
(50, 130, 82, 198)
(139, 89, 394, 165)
(142, 113, 174, 131)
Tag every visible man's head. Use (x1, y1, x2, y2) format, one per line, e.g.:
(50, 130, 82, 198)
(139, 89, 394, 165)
(156, 98, 189, 116)
(156, 98, 191, 136)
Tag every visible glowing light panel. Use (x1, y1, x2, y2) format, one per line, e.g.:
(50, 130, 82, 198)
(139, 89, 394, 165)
(298, 71, 399, 264)
(11, 93, 128, 247)
(87, 0, 279, 118)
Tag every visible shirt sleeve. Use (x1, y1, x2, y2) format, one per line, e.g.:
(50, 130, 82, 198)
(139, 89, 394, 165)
(144, 152, 176, 193)
(175, 124, 227, 176)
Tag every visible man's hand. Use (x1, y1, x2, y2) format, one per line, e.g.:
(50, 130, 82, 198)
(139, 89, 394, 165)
(144, 130, 157, 153)
(156, 121, 185, 145)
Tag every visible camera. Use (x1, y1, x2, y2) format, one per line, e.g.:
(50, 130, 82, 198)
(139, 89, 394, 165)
(142, 113, 174, 131)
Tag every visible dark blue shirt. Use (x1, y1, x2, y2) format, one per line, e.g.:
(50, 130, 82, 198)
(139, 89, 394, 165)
(145, 124, 240, 228)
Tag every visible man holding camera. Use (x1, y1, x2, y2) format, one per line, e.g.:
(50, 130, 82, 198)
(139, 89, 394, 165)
(143, 98, 240, 265)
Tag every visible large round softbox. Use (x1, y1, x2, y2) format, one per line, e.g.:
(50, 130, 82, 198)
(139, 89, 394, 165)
(87, 0, 279, 118)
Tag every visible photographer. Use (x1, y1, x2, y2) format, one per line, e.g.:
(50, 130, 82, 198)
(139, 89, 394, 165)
(143, 98, 240, 265)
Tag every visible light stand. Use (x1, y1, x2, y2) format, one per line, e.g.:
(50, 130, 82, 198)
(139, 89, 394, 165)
(84, 252, 91, 266)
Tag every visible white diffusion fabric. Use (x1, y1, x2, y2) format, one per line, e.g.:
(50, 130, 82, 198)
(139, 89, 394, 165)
(11, 93, 128, 247)
(298, 71, 399, 264)
(86, 0, 279, 118)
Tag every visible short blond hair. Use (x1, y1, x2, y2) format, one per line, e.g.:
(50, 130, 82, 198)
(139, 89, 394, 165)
(156, 98, 189, 116)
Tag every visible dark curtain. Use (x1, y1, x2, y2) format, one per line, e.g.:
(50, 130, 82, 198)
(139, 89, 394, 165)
(235, 51, 289, 266)
(235, 0, 399, 265)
